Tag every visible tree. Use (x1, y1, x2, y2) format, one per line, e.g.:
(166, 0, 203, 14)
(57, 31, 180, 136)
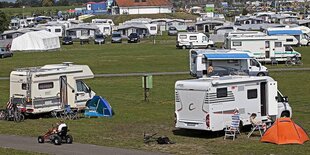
(41, 0, 54, 7)
(0, 10, 9, 33)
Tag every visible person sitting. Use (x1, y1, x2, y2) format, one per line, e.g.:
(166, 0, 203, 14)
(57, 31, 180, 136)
(250, 113, 267, 132)
(207, 63, 214, 74)
(57, 120, 67, 133)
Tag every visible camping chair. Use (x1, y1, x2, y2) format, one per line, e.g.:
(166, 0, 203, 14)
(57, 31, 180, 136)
(224, 114, 241, 140)
(271, 57, 278, 66)
(247, 119, 264, 138)
(62, 105, 79, 120)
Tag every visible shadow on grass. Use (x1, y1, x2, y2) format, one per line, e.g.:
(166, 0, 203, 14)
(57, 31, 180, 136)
(172, 129, 224, 139)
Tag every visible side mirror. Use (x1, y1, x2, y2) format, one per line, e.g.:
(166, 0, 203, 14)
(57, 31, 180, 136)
(275, 96, 278, 101)
(88, 87, 92, 93)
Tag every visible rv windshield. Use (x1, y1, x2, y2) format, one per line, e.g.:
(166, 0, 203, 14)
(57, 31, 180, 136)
(76, 80, 89, 92)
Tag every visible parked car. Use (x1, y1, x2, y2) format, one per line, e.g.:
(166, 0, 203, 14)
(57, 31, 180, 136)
(187, 26, 195, 32)
(0, 48, 13, 59)
(94, 33, 106, 44)
(127, 33, 140, 43)
(111, 32, 122, 43)
(62, 36, 73, 45)
(168, 26, 178, 36)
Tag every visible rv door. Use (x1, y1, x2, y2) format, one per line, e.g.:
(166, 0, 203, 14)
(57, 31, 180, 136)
(266, 81, 278, 116)
(76, 80, 92, 107)
(60, 75, 76, 108)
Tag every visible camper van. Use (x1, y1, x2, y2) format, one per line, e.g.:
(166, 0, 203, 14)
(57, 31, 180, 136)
(10, 62, 96, 114)
(175, 76, 292, 132)
(225, 35, 301, 62)
(176, 32, 214, 49)
(190, 49, 268, 78)
(266, 27, 309, 46)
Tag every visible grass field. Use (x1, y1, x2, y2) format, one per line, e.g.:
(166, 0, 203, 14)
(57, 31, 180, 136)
(1, 6, 78, 17)
(0, 40, 309, 154)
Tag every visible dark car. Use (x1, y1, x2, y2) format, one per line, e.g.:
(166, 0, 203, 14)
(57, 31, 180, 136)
(111, 32, 122, 43)
(0, 48, 13, 59)
(94, 33, 106, 44)
(187, 26, 195, 32)
(127, 33, 140, 43)
(62, 36, 73, 45)
(168, 26, 178, 36)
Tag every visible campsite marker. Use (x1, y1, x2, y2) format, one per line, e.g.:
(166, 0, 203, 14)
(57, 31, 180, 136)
(142, 75, 153, 101)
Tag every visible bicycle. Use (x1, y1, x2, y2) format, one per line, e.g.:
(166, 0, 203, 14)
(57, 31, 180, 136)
(285, 56, 303, 66)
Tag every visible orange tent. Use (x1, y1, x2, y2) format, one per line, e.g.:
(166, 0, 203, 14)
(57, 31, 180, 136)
(261, 118, 309, 144)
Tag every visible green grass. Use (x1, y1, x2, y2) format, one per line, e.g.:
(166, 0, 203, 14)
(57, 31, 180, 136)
(0, 42, 309, 154)
(0, 6, 78, 17)
(0, 148, 46, 155)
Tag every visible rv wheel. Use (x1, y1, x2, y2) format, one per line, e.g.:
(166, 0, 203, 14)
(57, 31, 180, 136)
(257, 72, 265, 76)
(281, 111, 290, 117)
(38, 136, 44, 143)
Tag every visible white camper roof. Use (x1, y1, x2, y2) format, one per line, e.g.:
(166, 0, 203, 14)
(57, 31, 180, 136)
(228, 35, 278, 41)
(176, 76, 273, 90)
(10, 63, 94, 80)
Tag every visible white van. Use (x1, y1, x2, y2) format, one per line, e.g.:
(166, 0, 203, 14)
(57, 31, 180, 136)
(175, 76, 292, 131)
(190, 49, 268, 78)
(176, 32, 214, 49)
(10, 62, 96, 114)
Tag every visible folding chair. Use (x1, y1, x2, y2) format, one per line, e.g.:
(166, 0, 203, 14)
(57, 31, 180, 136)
(270, 57, 278, 66)
(247, 121, 264, 138)
(224, 114, 241, 140)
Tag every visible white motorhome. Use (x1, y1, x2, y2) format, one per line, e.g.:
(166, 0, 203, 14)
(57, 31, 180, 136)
(10, 62, 96, 114)
(190, 49, 268, 78)
(145, 24, 158, 35)
(225, 35, 301, 62)
(46, 25, 64, 37)
(266, 27, 309, 46)
(176, 32, 214, 49)
(175, 76, 292, 132)
(92, 19, 115, 26)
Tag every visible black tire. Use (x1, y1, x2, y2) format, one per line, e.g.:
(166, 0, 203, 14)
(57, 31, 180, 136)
(53, 135, 62, 145)
(38, 136, 44, 143)
(66, 134, 73, 144)
(257, 72, 265, 76)
(281, 111, 290, 117)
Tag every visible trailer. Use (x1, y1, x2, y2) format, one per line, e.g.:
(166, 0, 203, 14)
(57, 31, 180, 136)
(10, 62, 96, 114)
(175, 76, 292, 131)
(224, 35, 301, 62)
(189, 49, 268, 78)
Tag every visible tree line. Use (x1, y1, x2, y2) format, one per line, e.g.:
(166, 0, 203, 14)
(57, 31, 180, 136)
(0, 0, 106, 8)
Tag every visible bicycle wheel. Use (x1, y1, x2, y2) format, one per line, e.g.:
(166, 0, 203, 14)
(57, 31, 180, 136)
(285, 60, 292, 66)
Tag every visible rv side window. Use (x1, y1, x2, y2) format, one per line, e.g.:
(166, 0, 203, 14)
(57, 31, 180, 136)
(286, 39, 293, 42)
(189, 36, 197, 40)
(38, 82, 54, 90)
(22, 83, 27, 90)
(228, 60, 238, 64)
(247, 89, 257, 99)
(217, 88, 227, 98)
(250, 59, 259, 66)
(76, 80, 89, 92)
(150, 26, 156, 30)
(275, 42, 282, 47)
(232, 42, 242, 46)
(55, 29, 61, 32)
(179, 35, 187, 39)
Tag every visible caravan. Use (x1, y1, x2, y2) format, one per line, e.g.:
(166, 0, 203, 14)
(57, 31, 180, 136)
(189, 49, 268, 78)
(10, 62, 96, 114)
(225, 35, 301, 62)
(176, 32, 214, 49)
(175, 76, 292, 132)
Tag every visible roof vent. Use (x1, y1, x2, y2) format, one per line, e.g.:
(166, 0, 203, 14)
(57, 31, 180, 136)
(63, 62, 73, 66)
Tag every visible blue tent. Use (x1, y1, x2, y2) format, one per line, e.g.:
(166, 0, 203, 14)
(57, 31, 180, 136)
(84, 96, 113, 117)
(267, 30, 303, 36)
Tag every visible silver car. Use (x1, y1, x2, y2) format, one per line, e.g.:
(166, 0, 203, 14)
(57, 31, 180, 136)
(0, 48, 13, 59)
(111, 32, 122, 43)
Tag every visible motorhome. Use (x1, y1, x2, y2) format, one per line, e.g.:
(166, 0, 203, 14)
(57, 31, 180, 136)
(145, 24, 158, 35)
(9, 18, 20, 30)
(266, 27, 309, 46)
(176, 32, 214, 49)
(224, 35, 301, 62)
(189, 49, 268, 78)
(175, 76, 292, 132)
(46, 25, 64, 37)
(10, 62, 96, 114)
(225, 31, 266, 38)
(92, 19, 115, 26)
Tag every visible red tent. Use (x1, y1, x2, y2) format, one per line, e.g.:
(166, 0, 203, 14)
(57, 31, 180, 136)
(261, 118, 309, 144)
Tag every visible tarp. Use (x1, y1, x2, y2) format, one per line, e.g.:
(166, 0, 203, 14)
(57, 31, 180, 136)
(260, 118, 309, 144)
(267, 30, 303, 35)
(84, 96, 113, 117)
(203, 53, 250, 60)
(11, 30, 60, 51)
